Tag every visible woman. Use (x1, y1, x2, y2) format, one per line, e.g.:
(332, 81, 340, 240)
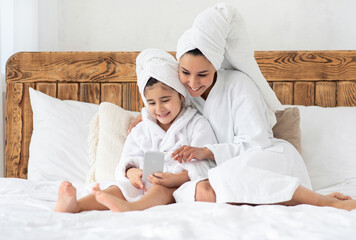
(131, 3, 356, 210)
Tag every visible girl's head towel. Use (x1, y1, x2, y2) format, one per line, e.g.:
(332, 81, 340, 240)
(136, 48, 188, 106)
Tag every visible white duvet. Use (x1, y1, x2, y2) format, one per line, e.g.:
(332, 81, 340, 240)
(1, 177, 356, 240)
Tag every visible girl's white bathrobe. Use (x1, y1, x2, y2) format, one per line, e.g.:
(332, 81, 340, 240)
(114, 106, 217, 202)
(189, 70, 312, 204)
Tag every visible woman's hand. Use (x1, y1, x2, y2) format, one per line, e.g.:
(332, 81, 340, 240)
(126, 168, 147, 191)
(171, 146, 215, 163)
(127, 114, 143, 134)
(147, 171, 189, 188)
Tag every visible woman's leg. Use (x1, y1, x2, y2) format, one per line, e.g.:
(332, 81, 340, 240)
(95, 184, 176, 212)
(195, 179, 356, 210)
(54, 181, 125, 213)
(276, 185, 356, 210)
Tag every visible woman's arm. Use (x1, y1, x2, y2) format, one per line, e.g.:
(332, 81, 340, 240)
(206, 92, 273, 165)
(127, 114, 142, 133)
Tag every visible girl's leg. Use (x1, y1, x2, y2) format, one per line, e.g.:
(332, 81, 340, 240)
(54, 181, 125, 213)
(95, 184, 176, 212)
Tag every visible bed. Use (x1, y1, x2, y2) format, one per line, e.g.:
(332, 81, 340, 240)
(2, 51, 356, 239)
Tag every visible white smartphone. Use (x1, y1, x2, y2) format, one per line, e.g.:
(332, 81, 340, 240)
(142, 151, 165, 181)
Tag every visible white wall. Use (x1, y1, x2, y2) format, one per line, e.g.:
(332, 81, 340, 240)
(38, 0, 356, 51)
(1, 0, 356, 177)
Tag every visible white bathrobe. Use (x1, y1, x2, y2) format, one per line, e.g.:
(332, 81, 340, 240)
(113, 106, 217, 202)
(188, 70, 312, 204)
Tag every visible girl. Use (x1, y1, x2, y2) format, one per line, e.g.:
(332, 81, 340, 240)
(54, 49, 216, 213)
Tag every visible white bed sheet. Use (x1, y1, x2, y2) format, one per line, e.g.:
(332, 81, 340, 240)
(1, 177, 356, 240)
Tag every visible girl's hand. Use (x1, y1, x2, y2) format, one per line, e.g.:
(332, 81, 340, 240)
(171, 146, 215, 163)
(147, 172, 189, 188)
(127, 114, 143, 134)
(126, 168, 147, 191)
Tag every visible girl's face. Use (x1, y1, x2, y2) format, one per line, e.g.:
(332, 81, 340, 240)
(144, 82, 184, 131)
(179, 54, 216, 100)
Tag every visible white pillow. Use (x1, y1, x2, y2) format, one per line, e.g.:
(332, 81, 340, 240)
(28, 88, 98, 183)
(86, 102, 138, 184)
(298, 106, 356, 190)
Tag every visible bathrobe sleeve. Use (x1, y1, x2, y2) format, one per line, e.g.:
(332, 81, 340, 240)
(114, 125, 145, 181)
(205, 73, 273, 165)
(183, 115, 217, 180)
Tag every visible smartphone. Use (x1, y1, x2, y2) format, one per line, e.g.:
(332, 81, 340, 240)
(142, 151, 165, 181)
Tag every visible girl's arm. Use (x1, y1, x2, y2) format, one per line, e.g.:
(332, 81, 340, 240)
(126, 167, 147, 191)
(115, 127, 145, 181)
(148, 171, 190, 188)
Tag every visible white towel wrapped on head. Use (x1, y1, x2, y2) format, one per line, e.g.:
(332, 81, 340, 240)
(136, 48, 189, 106)
(176, 3, 283, 125)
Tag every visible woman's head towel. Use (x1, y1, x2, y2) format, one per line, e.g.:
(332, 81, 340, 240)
(176, 3, 283, 124)
(136, 48, 189, 106)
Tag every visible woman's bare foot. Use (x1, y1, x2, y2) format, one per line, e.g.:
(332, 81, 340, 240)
(326, 192, 352, 201)
(54, 181, 79, 213)
(94, 191, 131, 212)
(333, 199, 356, 211)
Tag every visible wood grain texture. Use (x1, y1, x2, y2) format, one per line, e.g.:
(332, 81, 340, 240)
(5, 51, 356, 178)
(58, 83, 79, 100)
(5, 83, 23, 178)
(122, 83, 144, 111)
(6, 52, 139, 83)
(273, 82, 294, 105)
(80, 83, 100, 104)
(36, 83, 56, 97)
(294, 82, 315, 106)
(101, 83, 123, 107)
(315, 82, 337, 107)
(255, 51, 356, 82)
(337, 81, 356, 106)
(20, 83, 35, 178)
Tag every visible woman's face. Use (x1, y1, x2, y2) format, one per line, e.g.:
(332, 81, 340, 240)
(179, 54, 216, 99)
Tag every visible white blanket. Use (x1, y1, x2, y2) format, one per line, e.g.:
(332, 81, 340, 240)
(1, 177, 356, 240)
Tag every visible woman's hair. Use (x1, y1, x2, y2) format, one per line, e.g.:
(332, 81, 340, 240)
(185, 48, 204, 56)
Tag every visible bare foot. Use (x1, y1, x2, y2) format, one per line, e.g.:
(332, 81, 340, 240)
(326, 192, 352, 201)
(54, 181, 79, 213)
(334, 199, 356, 211)
(94, 191, 131, 212)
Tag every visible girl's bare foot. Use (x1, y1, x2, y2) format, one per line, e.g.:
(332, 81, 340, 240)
(94, 191, 131, 212)
(54, 181, 79, 213)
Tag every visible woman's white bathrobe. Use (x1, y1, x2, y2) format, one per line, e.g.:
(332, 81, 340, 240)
(189, 70, 312, 204)
(114, 106, 217, 202)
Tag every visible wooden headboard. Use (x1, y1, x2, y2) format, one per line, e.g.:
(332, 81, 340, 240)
(5, 51, 356, 178)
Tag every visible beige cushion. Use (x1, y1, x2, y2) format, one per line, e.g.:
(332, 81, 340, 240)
(86, 102, 136, 184)
(272, 107, 302, 153)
